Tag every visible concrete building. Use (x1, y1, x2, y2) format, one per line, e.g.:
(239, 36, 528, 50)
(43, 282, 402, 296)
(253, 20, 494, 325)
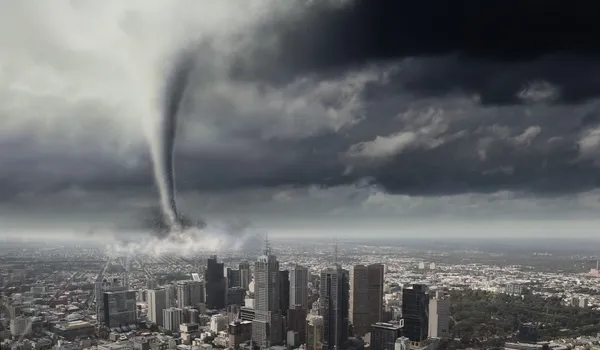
(306, 314, 324, 350)
(102, 290, 137, 328)
(320, 265, 350, 349)
(252, 242, 283, 347)
(428, 290, 450, 338)
(176, 280, 204, 309)
(205, 256, 227, 310)
(162, 307, 183, 332)
(370, 321, 404, 350)
(349, 265, 369, 337)
(290, 265, 309, 310)
(402, 284, 428, 346)
(147, 289, 167, 327)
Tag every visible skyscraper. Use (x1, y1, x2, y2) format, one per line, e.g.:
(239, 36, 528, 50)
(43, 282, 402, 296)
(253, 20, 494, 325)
(252, 240, 283, 347)
(367, 263, 385, 324)
(163, 307, 183, 332)
(239, 262, 251, 290)
(279, 270, 290, 315)
(402, 284, 429, 344)
(165, 284, 175, 308)
(286, 305, 307, 345)
(349, 263, 384, 337)
(290, 265, 309, 310)
(349, 265, 368, 337)
(176, 280, 204, 308)
(320, 265, 349, 350)
(205, 256, 227, 309)
(428, 290, 450, 338)
(147, 288, 167, 326)
(102, 290, 137, 328)
(370, 321, 403, 350)
(306, 314, 324, 350)
(227, 268, 242, 288)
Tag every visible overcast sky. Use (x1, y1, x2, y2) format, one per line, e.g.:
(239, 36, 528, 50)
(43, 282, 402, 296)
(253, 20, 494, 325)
(2, 0, 600, 241)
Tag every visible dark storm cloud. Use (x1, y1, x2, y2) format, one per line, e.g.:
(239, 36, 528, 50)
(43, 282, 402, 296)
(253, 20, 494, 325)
(232, 0, 599, 104)
(5, 0, 600, 204)
(148, 0, 600, 197)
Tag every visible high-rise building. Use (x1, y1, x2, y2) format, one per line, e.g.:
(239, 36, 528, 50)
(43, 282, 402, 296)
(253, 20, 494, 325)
(367, 264, 385, 323)
(279, 270, 290, 315)
(205, 256, 227, 309)
(163, 307, 183, 332)
(349, 263, 385, 336)
(147, 289, 167, 326)
(252, 241, 283, 347)
(229, 321, 253, 349)
(176, 281, 204, 309)
(402, 284, 429, 344)
(227, 268, 242, 288)
(370, 321, 403, 350)
(9, 316, 31, 337)
(102, 291, 137, 328)
(287, 305, 307, 345)
(290, 265, 309, 310)
(349, 265, 369, 337)
(320, 265, 349, 349)
(165, 284, 175, 308)
(227, 287, 246, 306)
(306, 314, 324, 350)
(428, 290, 450, 338)
(239, 262, 251, 290)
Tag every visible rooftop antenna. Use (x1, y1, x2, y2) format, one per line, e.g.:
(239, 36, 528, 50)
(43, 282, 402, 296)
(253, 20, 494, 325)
(334, 237, 339, 267)
(263, 232, 271, 256)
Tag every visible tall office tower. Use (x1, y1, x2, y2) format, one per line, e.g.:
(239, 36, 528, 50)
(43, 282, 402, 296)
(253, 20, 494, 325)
(306, 314, 324, 350)
(227, 287, 247, 306)
(287, 305, 307, 345)
(349, 265, 369, 337)
(252, 241, 283, 347)
(176, 281, 205, 308)
(428, 290, 450, 338)
(163, 307, 183, 332)
(402, 284, 429, 344)
(290, 265, 309, 310)
(94, 282, 103, 303)
(320, 265, 350, 350)
(239, 262, 251, 290)
(370, 321, 404, 350)
(279, 270, 290, 315)
(165, 284, 175, 308)
(102, 290, 137, 328)
(227, 268, 242, 288)
(147, 289, 167, 326)
(205, 256, 227, 309)
(367, 264, 385, 323)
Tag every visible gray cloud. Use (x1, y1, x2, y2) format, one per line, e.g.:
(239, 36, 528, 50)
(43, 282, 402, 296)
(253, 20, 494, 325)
(2, 0, 600, 220)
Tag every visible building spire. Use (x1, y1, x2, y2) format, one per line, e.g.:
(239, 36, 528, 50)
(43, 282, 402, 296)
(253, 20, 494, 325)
(263, 232, 271, 256)
(334, 237, 339, 266)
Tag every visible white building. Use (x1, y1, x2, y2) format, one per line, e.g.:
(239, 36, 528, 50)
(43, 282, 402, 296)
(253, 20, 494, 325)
(428, 290, 450, 338)
(147, 289, 167, 326)
(163, 307, 183, 332)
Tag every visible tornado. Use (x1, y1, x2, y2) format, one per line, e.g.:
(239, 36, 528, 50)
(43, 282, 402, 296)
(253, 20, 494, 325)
(155, 49, 197, 230)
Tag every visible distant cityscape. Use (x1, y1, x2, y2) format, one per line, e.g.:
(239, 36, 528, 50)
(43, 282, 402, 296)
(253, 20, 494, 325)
(1, 238, 600, 350)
